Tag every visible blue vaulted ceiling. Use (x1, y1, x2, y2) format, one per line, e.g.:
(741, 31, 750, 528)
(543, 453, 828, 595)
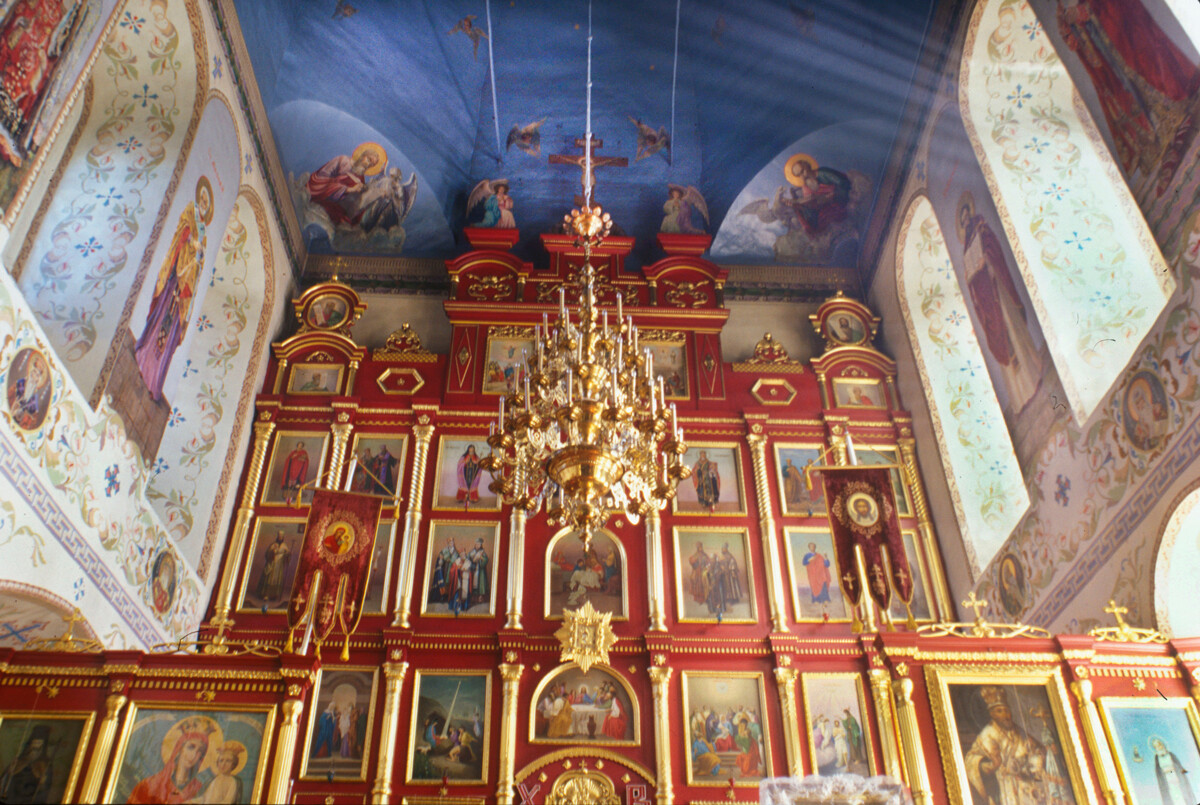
(233, 0, 935, 268)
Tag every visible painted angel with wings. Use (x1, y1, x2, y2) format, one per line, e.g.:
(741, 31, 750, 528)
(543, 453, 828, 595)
(661, 184, 708, 235)
(358, 167, 418, 233)
(467, 179, 515, 229)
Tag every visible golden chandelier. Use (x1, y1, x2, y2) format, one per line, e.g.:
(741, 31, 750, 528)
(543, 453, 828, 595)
(483, 205, 689, 541)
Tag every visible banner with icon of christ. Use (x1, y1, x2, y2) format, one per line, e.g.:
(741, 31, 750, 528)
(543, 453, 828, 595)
(820, 466, 913, 618)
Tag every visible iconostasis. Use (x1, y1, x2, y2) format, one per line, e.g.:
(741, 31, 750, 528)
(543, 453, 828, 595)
(0, 232, 1196, 805)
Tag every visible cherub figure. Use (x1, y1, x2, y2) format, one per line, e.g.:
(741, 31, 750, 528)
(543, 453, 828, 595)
(661, 184, 708, 234)
(467, 179, 516, 228)
(449, 15, 488, 60)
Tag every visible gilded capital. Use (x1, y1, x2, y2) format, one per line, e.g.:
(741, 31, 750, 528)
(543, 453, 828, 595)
(500, 663, 525, 683)
(892, 677, 914, 705)
(648, 666, 673, 686)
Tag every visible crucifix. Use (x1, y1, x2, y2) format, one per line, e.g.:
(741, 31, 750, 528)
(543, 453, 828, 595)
(549, 136, 628, 207)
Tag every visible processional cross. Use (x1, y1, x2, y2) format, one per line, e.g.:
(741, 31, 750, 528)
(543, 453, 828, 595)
(549, 136, 628, 207)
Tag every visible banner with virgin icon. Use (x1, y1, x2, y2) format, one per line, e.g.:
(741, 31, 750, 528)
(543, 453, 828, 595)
(286, 489, 383, 657)
(821, 466, 914, 626)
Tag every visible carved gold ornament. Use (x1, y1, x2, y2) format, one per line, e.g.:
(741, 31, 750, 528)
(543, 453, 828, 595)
(554, 601, 618, 674)
(545, 769, 620, 805)
(917, 591, 1051, 639)
(1088, 599, 1168, 643)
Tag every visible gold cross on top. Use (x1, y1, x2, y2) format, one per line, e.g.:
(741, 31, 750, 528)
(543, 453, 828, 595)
(962, 591, 989, 621)
(1104, 599, 1130, 629)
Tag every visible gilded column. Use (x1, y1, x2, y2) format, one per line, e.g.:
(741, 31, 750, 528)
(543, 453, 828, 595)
(897, 434, 952, 620)
(496, 662, 525, 805)
(1072, 680, 1125, 805)
(78, 690, 127, 803)
(371, 660, 410, 804)
(213, 419, 276, 620)
(272, 360, 288, 394)
(266, 696, 304, 804)
(892, 678, 932, 805)
(773, 665, 803, 777)
(346, 358, 360, 391)
(867, 669, 903, 781)
(646, 510, 667, 631)
(394, 421, 435, 627)
(505, 507, 528, 629)
(746, 432, 788, 632)
(649, 665, 674, 805)
(328, 420, 354, 486)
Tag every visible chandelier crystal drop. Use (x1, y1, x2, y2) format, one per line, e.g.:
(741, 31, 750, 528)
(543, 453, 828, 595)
(482, 208, 689, 543)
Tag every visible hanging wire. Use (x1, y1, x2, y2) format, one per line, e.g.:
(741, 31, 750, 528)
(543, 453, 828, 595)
(485, 0, 503, 161)
(669, 0, 680, 165)
(584, 0, 594, 206)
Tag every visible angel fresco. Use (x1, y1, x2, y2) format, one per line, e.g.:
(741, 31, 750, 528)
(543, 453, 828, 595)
(448, 15, 488, 61)
(629, 116, 670, 162)
(661, 184, 708, 235)
(292, 142, 417, 253)
(467, 179, 515, 229)
(738, 153, 869, 264)
(507, 118, 546, 157)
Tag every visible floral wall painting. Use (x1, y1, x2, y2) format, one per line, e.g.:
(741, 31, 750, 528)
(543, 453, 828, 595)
(301, 667, 379, 781)
(673, 528, 757, 624)
(261, 433, 329, 507)
(406, 670, 490, 784)
(896, 193, 1029, 576)
(433, 436, 497, 511)
(674, 444, 746, 515)
(775, 444, 828, 517)
(105, 705, 274, 804)
(239, 518, 305, 612)
(802, 673, 874, 777)
(5, 347, 52, 431)
(682, 672, 772, 786)
(0, 713, 95, 804)
(1100, 698, 1200, 805)
(531, 664, 637, 745)
(961, 0, 1173, 419)
(784, 527, 848, 622)
(546, 528, 626, 620)
(421, 521, 498, 618)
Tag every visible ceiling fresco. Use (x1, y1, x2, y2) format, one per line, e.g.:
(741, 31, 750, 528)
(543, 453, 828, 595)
(232, 0, 935, 268)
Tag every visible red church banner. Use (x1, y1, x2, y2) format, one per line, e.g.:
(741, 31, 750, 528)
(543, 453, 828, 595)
(287, 489, 383, 645)
(821, 466, 913, 615)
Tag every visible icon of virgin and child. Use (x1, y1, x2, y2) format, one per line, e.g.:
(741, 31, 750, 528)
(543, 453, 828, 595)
(124, 716, 249, 804)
